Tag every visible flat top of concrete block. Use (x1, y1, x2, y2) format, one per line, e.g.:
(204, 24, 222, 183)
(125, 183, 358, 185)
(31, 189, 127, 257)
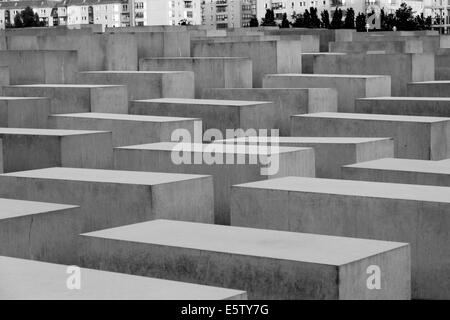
(0, 256, 246, 300)
(295, 112, 450, 123)
(217, 136, 393, 145)
(79, 71, 189, 74)
(117, 142, 311, 155)
(51, 113, 200, 122)
(234, 176, 450, 203)
(268, 74, 388, 79)
(142, 57, 249, 61)
(301, 52, 346, 55)
(409, 81, 450, 84)
(358, 96, 450, 101)
(2, 167, 210, 186)
(0, 96, 48, 101)
(439, 159, 450, 166)
(7, 84, 126, 89)
(82, 219, 408, 266)
(0, 198, 78, 220)
(344, 158, 450, 174)
(134, 98, 271, 106)
(0, 128, 109, 136)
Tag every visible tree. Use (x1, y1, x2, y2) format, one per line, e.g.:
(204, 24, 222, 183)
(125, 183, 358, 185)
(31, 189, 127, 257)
(330, 8, 343, 29)
(13, 13, 23, 28)
(249, 15, 259, 27)
(310, 7, 321, 28)
(321, 10, 330, 28)
(303, 9, 311, 27)
(280, 13, 290, 28)
(343, 8, 355, 29)
(395, 2, 418, 30)
(291, 13, 305, 28)
(355, 12, 366, 32)
(261, 9, 276, 26)
(22, 7, 38, 27)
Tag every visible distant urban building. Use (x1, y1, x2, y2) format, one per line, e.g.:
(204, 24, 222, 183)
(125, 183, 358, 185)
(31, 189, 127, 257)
(201, 0, 257, 28)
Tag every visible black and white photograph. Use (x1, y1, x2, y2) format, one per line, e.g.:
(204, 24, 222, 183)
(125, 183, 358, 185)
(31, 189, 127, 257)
(0, 0, 449, 309)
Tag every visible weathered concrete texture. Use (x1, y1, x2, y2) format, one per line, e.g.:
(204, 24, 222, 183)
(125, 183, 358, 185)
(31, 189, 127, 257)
(329, 40, 424, 54)
(0, 66, 9, 94)
(139, 57, 252, 97)
(6, 33, 138, 71)
(0, 256, 247, 300)
(4, 84, 128, 114)
(291, 112, 450, 160)
(114, 142, 315, 225)
(0, 198, 80, 265)
(355, 97, 450, 117)
(0, 139, 3, 173)
(309, 53, 434, 96)
(0, 97, 50, 128)
(49, 113, 200, 147)
(230, 176, 450, 299)
(0, 128, 113, 172)
(434, 49, 450, 80)
(130, 31, 191, 58)
(351, 34, 440, 53)
(301, 52, 345, 74)
(129, 98, 279, 136)
(80, 219, 410, 300)
(216, 136, 394, 178)
(191, 40, 302, 87)
(0, 167, 214, 232)
(263, 74, 391, 113)
(1, 26, 100, 37)
(407, 81, 450, 97)
(0, 50, 78, 84)
(439, 159, 450, 166)
(76, 71, 195, 100)
(342, 158, 450, 187)
(201, 88, 338, 136)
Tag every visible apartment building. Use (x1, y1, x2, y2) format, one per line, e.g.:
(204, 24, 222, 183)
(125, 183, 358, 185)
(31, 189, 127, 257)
(202, 0, 257, 28)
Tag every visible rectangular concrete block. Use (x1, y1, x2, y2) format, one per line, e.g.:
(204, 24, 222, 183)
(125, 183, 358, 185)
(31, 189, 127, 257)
(0, 167, 214, 232)
(139, 57, 253, 97)
(230, 176, 450, 299)
(0, 139, 2, 173)
(201, 88, 338, 136)
(0, 66, 9, 94)
(342, 158, 450, 187)
(76, 71, 195, 100)
(0, 198, 80, 265)
(263, 74, 391, 113)
(0, 97, 50, 128)
(191, 40, 302, 87)
(0, 50, 78, 84)
(0, 256, 247, 300)
(80, 219, 410, 300)
(216, 136, 394, 178)
(356, 97, 450, 117)
(310, 53, 435, 96)
(131, 31, 191, 58)
(49, 113, 200, 147)
(407, 81, 450, 97)
(434, 49, 450, 80)
(0, 128, 113, 172)
(291, 112, 450, 160)
(4, 84, 128, 114)
(114, 142, 315, 225)
(329, 40, 424, 54)
(129, 98, 279, 135)
(351, 34, 440, 53)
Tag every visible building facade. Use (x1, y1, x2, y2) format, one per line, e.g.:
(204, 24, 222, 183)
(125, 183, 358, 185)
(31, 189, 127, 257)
(201, 0, 257, 28)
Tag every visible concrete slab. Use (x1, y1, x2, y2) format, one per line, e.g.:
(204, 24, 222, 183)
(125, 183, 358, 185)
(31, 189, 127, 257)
(129, 98, 279, 136)
(0, 198, 80, 264)
(329, 40, 424, 54)
(80, 219, 410, 300)
(0, 50, 78, 84)
(130, 31, 191, 58)
(351, 34, 440, 53)
(139, 57, 252, 97)
(356, 97, 450, 117)
(4, 84, 128, 114)
(262, 74, 391, 113)
(342, 158, 450, 186)
(0, 167, 214, 232)
(291, 112, 450, 160)
(201, 88, 338, 136)
(0, 139, 2, 173)
(114, 142, 315, 224)
(215, 136, 394, 178)
(49, 113, 200, 147)
(76, 71, 195, 100)
(0, 97, 50, 128)
(0, 128, 113, 172)
(230, 176, 450, 299)
(191, 40, 302, 87)
(0, 66, 9, 94)
(407, 81, 450, 97)
(309, 53, 434, 96)
(0, 256, 247, 300)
